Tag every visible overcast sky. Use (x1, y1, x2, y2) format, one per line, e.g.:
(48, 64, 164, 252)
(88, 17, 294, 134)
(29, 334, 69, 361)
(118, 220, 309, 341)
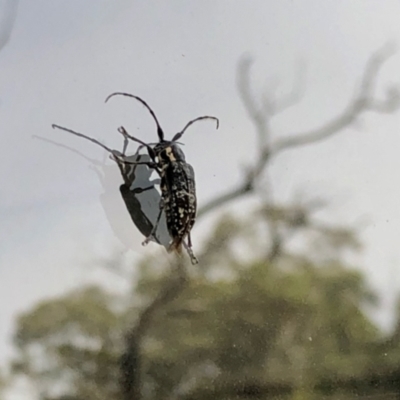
(2, 1, 400, 398)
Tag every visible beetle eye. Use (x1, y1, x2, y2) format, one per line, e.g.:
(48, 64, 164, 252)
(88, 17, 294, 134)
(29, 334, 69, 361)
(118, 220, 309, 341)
(173, 145, 186, 161)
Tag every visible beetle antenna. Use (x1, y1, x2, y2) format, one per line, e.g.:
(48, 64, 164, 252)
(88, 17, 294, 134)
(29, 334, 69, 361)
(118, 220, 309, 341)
(172, 116, 219, 142)
(52, 124, 115, 154)
(34, 135, 101, 165)
(117, 126, 156, 160)
(147, 141, 184, 146)
(105, 92, 165, 141)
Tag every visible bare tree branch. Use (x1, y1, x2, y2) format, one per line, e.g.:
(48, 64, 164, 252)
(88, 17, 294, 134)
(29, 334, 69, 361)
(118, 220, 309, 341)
(236, 56, 263, 123)
(237, 57, 271, 149)
(0, 0, 18, 51)
(120, 260, 188, 400)
(197, 180, 254, 218)
(272, 46, 399, 154)
(135, 260, 187, 338)
(272, 59, 307, 114)
(199, 45, 400, 218)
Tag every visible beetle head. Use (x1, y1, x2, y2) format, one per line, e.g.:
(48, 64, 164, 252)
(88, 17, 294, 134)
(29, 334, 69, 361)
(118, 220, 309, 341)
(153, 141, 186, 163)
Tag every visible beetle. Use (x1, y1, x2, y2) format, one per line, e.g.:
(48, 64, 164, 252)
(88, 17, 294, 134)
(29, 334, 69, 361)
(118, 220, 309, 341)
(50, 124, 171, 249)
(105, 92, 219, 264)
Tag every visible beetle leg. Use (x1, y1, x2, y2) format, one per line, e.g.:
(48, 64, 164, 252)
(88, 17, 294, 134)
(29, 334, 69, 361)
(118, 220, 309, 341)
(116, 158, 162, 177)
(122, 135, 129, 156)
(142, 198, 164, 246)
(131, 185, 156, 194)
(117, 126, 157, 162)
(183, 240, 198, 265)
(119, 159, 157, 168)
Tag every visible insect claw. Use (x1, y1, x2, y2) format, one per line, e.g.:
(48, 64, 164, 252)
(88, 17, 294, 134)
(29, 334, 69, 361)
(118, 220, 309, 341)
(142, 234, 156, 246)
(183, 241, 198, 264)
(190, 255, 199, 265)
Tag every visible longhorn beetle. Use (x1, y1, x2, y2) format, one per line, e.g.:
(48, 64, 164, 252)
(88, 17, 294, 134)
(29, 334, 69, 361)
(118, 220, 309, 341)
(105, 92, 219, 264)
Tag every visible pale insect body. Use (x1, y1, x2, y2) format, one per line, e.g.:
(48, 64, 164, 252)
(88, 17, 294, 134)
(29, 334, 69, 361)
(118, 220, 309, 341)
(50, 124, 171, 248)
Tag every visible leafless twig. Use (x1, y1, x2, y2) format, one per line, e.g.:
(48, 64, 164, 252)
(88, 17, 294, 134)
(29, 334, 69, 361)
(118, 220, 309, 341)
(272, 46, 399, 154)
(199, 45, 400, 218)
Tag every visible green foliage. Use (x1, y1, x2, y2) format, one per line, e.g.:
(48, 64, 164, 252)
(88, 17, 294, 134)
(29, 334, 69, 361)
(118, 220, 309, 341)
(0, 368, 6, 400)
(137, 262, 378, 399)
(8, 210, 391, 400)
(12, 286, 122, 400)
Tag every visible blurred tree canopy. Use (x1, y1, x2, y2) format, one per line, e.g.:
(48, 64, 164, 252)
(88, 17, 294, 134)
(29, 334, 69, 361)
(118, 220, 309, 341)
(9, 212, 400, 400)
(7, 46, 400, 400)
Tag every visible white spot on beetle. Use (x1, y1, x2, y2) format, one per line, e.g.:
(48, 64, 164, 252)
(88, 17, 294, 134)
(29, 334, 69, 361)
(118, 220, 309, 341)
(165, 147, 176, 161)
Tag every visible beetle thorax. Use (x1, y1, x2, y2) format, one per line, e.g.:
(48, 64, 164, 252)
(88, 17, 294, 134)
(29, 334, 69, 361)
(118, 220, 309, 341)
(154, 142, 186, 163)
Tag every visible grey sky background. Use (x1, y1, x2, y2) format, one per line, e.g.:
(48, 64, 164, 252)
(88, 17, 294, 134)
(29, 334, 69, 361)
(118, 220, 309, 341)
(2, 1, 400, 398)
